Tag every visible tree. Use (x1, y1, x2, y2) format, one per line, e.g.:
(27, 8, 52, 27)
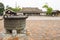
(6, 5, 21, 13)
(12, 6, 21, 12)
(0, 2, 4, 16)
(43, 4, 53, 16)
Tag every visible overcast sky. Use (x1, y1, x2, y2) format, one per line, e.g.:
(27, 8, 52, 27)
(0, 0, 60, 10)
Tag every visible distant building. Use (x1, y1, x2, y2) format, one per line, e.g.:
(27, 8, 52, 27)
(40, 10, 60, 16)
(17, 7, 42, 16)
(5, 8, 60, 16)
(52, 10, 60, 16)
(40, 11, 46, 16)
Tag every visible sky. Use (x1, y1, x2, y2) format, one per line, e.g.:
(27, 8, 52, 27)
(0, 0, 60, 11)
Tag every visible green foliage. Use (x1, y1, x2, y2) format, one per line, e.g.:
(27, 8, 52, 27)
(43, 4, 53, 16)
(43, 4, 48, 8)
(11, 6, 21, 12)
(0, 2, 4, 15)
(6, 5, 21, 12)
(47, 7, 53, 15)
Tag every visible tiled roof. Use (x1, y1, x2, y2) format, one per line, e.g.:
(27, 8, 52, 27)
(18, 7, 42, 13)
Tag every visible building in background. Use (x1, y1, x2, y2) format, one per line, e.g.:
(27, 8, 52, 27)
(17, 7, 42, 16)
